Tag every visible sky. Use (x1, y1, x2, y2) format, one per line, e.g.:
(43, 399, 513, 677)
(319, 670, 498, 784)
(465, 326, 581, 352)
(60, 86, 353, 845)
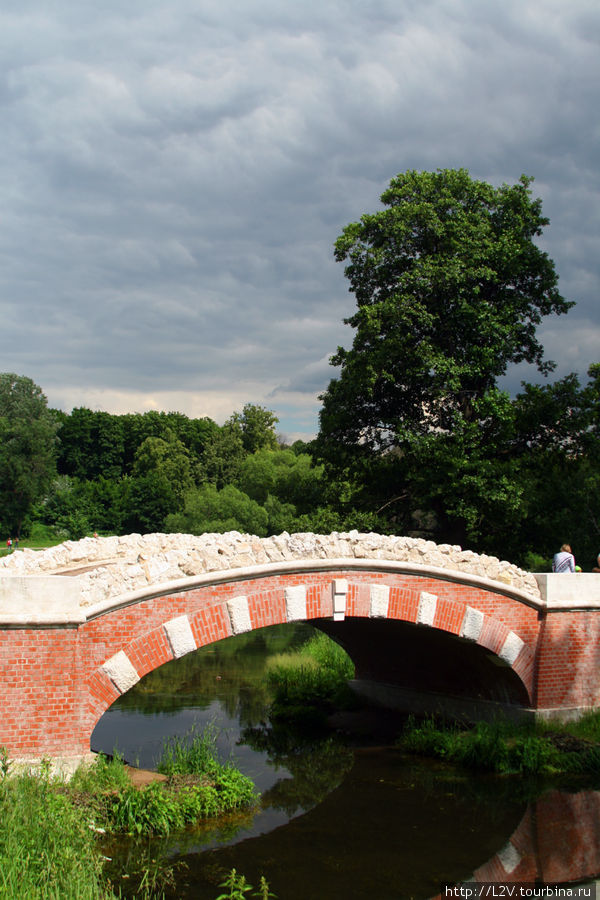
(1, 0, 598, 441)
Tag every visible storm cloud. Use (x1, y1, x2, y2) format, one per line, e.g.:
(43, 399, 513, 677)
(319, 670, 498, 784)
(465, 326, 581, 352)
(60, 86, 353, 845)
(1, 0, 598, 438)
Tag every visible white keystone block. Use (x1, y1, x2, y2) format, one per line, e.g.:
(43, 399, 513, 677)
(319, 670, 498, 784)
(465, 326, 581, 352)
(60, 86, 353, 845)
(227, 595, 252, 634)
(460, 606, 484, 642)
(369, 584, 390, 618)
(164, 615, 197, 658)
(499, 631, 524, 666)
(332, 579, 348, 621)
(285, 585, 307, 621)
(497, 841, 521, 874)
(417, 591, 437, 626)
(102, 651, 140, 694)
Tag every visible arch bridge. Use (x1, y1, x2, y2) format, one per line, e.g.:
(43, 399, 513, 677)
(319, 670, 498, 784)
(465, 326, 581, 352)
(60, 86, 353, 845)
(1, 531, 599, 769)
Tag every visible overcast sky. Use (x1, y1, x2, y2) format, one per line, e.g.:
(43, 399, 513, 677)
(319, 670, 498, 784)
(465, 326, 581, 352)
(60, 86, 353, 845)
(1, 0, 598, 440)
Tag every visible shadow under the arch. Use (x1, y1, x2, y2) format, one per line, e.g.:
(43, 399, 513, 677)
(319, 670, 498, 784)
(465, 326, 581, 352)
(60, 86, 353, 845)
(315, 617, 532, 722)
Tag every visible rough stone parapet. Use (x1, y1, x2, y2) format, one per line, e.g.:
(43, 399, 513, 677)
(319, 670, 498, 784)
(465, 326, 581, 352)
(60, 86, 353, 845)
(0, 532, 541, 607)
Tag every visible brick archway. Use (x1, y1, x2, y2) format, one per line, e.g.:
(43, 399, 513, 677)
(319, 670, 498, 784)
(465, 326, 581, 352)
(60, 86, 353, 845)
(83, 566, 538, 754)
(2, 533, 600, 766)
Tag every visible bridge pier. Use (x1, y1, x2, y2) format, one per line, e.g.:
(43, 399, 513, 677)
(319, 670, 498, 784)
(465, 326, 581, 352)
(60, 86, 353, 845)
(1, 534, 600, 767)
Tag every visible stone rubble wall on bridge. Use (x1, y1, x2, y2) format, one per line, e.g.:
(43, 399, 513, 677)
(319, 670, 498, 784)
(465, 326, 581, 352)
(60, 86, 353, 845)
(0, 531, 541, 608)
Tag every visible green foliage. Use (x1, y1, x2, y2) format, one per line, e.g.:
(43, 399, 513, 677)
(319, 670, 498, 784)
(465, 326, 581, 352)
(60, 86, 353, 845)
(0, 767, 111, 899)
(124, 471, 180, 533)
(215, 868, 276, 900)
(70, 734, 257, 838)
(266, 632, 355, 721)
(70, 752, 131, 794)
(57, 408, 125, 480)
(166, 483, 269, 536)
(227, 404, 279, 454)
(200, 423, 246, 489)
(301, 630, 355, 677)
(152, 726, 258, 828)
(157, 723, 224, 777)
(399, 716, 600, 776)
(58, 407, 218, 480)
(0, 373, 59, 536)
(132, 429, 196, 502)
(238, 449, 324, 513)
(317, 169, 573, 549)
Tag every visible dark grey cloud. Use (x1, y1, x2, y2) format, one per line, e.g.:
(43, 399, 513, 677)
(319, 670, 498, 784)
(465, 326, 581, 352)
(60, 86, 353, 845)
(0, 0, 598, 437)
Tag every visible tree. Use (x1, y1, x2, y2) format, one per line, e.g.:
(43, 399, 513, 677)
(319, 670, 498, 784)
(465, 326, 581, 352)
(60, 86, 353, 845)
(317, 169, 573, 548)
(237, 448, 325, 511)
(0, 374, 59, 535)
(166, 484, 269, 536)
(227, 404, 279, 454)
(132, 429, 196, 505)
(200, 422, 246, 489)
(57, 407, 125, 479)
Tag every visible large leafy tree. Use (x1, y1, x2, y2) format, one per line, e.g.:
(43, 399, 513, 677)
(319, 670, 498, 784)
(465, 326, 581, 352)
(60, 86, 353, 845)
(317, 169, 573, 548)
(0, 373, 59, 535)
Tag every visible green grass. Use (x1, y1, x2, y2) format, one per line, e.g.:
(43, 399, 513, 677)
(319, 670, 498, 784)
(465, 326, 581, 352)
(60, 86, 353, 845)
(0, 764, 116, 899)
(0, 523, 117, 556)
(399, 714, 600, 776)
(539, 709, 600, 743)
(265, 631, 355, 722)
(0, 737, 260, 898)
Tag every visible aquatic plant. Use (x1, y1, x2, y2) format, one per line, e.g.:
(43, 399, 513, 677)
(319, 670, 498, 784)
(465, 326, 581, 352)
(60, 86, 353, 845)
(156, 721, 223, 776)
(215, 868, 276, 899)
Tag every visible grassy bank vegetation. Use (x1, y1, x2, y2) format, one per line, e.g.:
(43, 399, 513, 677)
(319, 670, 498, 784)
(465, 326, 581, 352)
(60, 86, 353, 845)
(399, 713, 600, 776)
(0, 728, 259, 899)
(0, 762, 110, 899)
(265, 630, 355, 724)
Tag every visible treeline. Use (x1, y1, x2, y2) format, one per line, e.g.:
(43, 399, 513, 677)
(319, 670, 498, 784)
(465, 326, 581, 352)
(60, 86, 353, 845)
(1, 369, 600, 571)
(0, 373, 381, 550)
(40, 403, 356, 541)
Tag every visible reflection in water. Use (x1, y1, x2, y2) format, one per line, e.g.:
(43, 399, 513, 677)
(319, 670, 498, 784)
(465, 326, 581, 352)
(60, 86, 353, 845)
(92, 625, 600, 898)
(473, 788, 600, 886)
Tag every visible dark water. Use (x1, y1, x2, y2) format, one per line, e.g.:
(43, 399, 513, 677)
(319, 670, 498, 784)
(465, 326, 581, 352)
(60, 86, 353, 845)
(91, 624, 600, 899)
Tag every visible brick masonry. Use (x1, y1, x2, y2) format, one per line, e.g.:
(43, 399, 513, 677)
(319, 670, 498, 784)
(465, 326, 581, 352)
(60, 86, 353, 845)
(3, 560, 599, 762)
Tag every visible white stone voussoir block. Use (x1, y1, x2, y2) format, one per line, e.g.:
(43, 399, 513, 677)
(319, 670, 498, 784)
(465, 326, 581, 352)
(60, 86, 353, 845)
(417, 591, 437, 626)
(332, 579, 348, 621)
(499, 631, 524, 666)
(369, 584, 390, 618)
(102, 651, 140, 694)
(285, 585, 307, 621)
(460, 606, 484, 642)
(227, 595, 252, 634)
(497, 841, 521, 874)
(164, 615, 197, 658)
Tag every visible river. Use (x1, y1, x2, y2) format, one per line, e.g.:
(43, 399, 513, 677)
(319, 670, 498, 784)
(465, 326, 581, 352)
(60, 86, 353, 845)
(91, 623, 600, 898)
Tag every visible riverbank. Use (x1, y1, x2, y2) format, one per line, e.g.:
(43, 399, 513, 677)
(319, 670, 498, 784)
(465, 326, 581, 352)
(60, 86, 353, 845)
(0, 731, 259, 900)
(398, 712, 600, 776)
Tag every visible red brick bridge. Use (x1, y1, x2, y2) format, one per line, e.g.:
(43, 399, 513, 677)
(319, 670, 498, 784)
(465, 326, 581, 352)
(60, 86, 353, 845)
(0, 532, 599, 769)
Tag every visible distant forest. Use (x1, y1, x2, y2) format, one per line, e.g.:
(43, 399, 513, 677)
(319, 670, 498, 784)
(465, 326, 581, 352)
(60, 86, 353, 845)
(1, 376, 599, 573)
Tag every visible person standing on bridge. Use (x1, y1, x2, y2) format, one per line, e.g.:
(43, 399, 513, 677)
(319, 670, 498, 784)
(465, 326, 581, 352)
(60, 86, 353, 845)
(552, 544, 576, 573)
